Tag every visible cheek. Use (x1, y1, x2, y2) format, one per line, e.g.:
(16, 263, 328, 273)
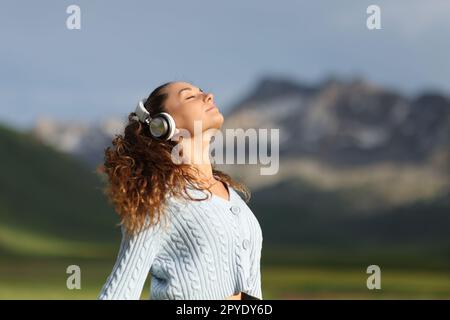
(175, 107, 205, 132)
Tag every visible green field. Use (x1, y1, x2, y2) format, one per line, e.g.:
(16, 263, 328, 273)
(1, 246, 449, 299)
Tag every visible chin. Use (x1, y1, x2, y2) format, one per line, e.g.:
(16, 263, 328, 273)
(207, 113, 224, 130)
(214, 114, 225, 128)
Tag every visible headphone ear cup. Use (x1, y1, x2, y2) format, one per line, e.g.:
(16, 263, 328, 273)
(148, 116, 168, 139)
(148, 112, 176, 141)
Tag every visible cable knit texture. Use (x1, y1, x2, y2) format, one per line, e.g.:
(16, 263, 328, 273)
(98, 182, 263, 300)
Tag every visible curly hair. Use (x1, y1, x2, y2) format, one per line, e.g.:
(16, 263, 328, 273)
(96, 81, 250, 237)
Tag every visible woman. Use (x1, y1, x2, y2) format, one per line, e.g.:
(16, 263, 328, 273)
(97, 81, 263, 300)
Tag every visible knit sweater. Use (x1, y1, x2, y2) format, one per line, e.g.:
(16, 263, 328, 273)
(97, 182, 263, 300)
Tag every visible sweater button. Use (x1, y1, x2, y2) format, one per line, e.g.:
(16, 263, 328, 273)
(230, 206, 240, 215)
(242, 239, 250, 250)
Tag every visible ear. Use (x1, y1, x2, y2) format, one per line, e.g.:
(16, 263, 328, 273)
(171, 128, 182, 141)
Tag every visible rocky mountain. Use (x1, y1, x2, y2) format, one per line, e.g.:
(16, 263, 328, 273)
(223, 76, 450, 167)
(217, 76, 450, 212)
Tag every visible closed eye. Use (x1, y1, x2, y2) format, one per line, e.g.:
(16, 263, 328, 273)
(186, 88, 204, 100)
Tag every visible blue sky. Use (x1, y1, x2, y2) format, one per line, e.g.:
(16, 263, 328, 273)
(1, 0, 449, 128)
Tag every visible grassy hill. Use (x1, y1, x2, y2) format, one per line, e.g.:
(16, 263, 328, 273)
(250, 176, 450, 248)
(248, 176, 450, 272)
(0, 123, 119, 258)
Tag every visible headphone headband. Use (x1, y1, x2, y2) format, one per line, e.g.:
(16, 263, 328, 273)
(134, 99, 151, 123)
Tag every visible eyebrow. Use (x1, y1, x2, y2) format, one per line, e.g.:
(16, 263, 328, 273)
(178, 87, 204, 96)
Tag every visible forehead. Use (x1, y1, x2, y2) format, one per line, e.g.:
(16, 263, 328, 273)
(165, 82, 197, 95)
(163, 82, 198, 110)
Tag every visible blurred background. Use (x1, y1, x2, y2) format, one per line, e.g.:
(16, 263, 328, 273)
(1, 0, 449, 299)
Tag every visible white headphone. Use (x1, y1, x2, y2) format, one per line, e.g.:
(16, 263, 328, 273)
(133, 99, 177, 141)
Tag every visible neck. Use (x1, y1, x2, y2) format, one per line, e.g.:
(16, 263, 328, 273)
(180, 132, 215, 182)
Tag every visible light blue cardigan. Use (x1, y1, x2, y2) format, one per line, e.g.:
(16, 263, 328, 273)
(98, 183, 263, 300)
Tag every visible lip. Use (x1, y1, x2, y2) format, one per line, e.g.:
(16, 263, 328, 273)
(205, 105, 217, 112)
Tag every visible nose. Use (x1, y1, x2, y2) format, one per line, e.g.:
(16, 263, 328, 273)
(204, 92, 214, 104)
